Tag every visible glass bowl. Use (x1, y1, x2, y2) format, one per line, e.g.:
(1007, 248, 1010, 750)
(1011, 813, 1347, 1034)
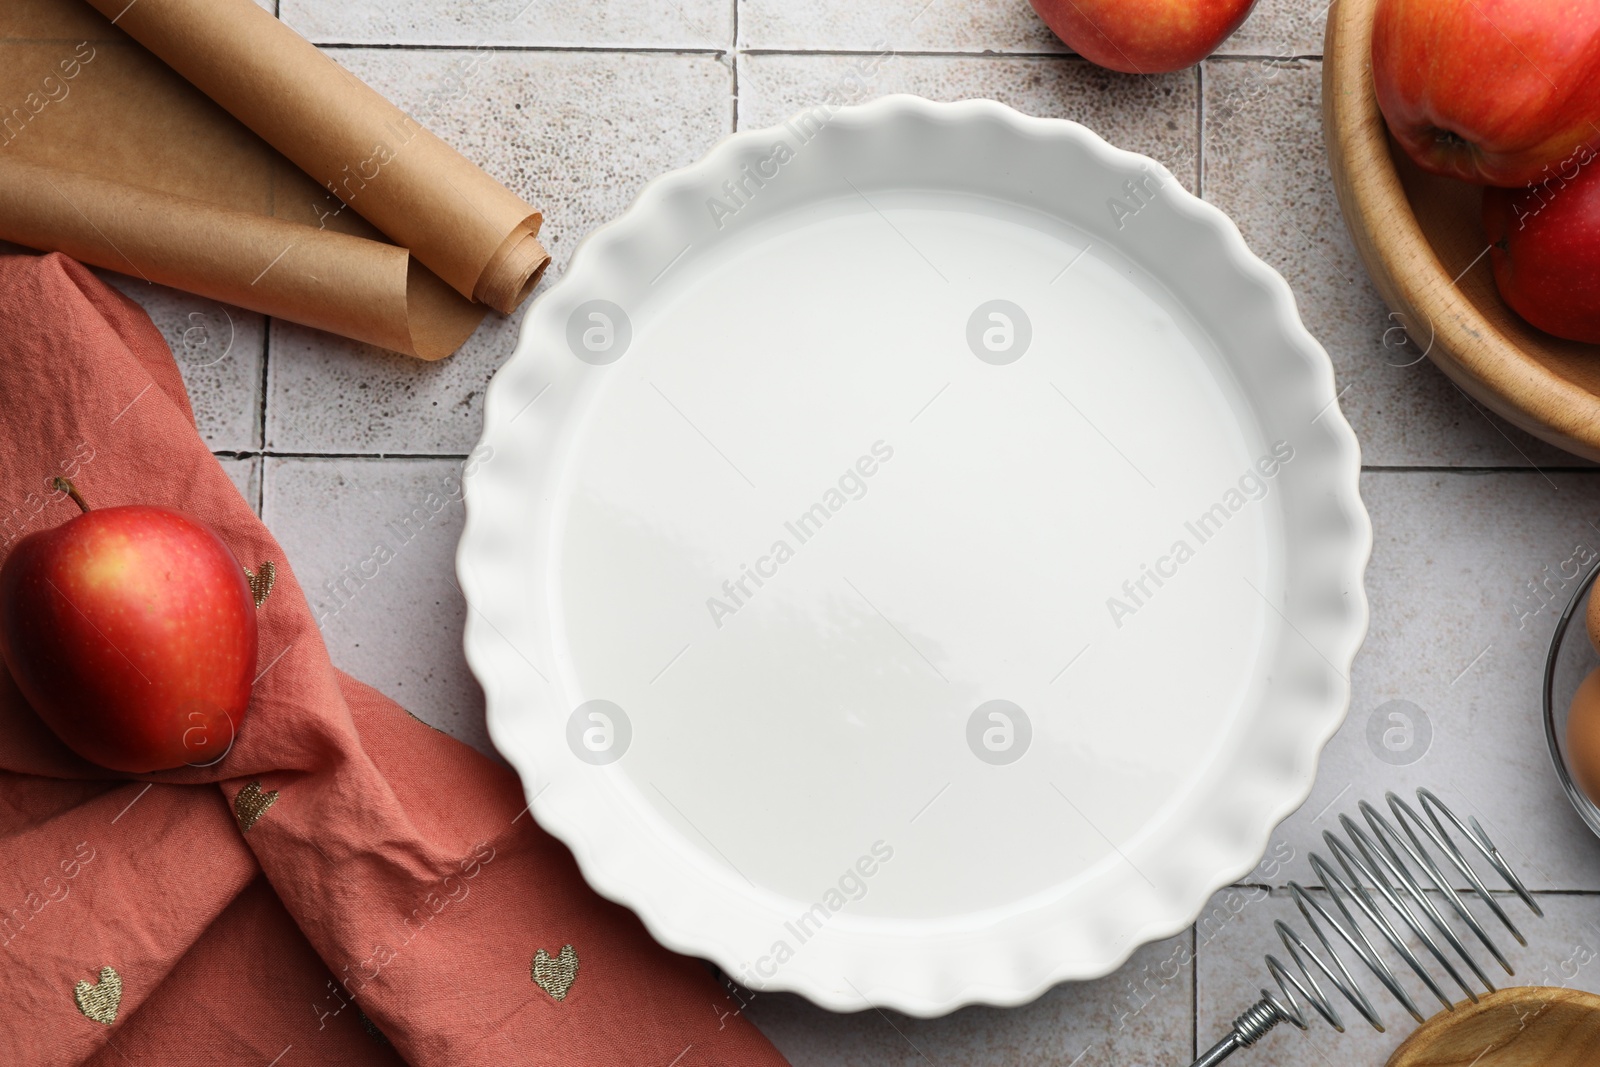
(1544, 558, 1600, 841)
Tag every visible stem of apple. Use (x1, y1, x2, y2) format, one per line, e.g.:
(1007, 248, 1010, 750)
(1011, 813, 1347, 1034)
(52, 477, 91, 514)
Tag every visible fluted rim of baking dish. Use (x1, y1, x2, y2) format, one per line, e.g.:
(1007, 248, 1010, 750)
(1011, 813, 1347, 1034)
(460, 94, 1371, 1016)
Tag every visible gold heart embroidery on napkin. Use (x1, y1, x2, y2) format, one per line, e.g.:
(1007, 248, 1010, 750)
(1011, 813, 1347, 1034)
(234, 781, 278, 832)
(531, 944, 579, 1001)
(73, 966, 121, 1025)
(243, 561, 276, 608)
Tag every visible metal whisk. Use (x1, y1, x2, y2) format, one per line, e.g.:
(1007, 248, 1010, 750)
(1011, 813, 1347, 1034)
(1187, 788, 1543, 1066)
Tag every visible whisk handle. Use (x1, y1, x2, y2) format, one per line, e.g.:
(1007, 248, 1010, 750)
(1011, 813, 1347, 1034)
(1184, 997, 1286, 1067)
(1188, 1034, 1244, 1067)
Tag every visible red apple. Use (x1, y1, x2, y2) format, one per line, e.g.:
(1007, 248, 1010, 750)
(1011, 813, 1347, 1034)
(0, 480, 257, 772)
(1373, 0, 1600, 186)
(1028, 0, 1256, 74)
(1485, 156, 1600, 343)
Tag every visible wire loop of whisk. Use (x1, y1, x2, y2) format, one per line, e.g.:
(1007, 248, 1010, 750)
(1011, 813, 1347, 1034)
(1186, 788, 1543, 1067)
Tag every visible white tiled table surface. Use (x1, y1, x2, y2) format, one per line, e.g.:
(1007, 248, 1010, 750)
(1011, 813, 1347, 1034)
(89, 0, 1600, 1063)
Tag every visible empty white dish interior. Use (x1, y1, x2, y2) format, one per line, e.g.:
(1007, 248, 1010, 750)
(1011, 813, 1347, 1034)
(463, 96, 1369, 1015)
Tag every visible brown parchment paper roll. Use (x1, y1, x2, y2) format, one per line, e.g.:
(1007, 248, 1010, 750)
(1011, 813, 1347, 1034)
(83, 0, 550, 315)
(0, 156, 485, 359)
(0, 0, 504, 358)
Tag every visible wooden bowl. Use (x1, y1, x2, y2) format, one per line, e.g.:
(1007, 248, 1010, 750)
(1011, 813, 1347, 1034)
(1324, 0, 1600, 461)
(1386, 986, 1600, 1067)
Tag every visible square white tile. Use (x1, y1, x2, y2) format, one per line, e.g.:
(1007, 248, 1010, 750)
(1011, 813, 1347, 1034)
(739, 0, 1066, 54)
(262, 456, 496, 757)
(1218, 0, 1330, 58)
(281, 0, 732, 49)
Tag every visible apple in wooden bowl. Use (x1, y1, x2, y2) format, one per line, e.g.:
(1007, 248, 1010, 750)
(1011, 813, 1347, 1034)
(1324, 0, 1600, 460)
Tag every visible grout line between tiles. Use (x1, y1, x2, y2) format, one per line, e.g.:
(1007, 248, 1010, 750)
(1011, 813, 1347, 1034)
(1189, 925, 1198, 1061)
(313, 41, 729, 55)
(0, 38, 1320, 63)
(257, 452, 271, 526)
(0, 36, 1324, 61)
(736, 47, 1323, 61)
(1195, 61, 1206, 198)
(742, 47, 1075, 58)
(1211, 52, 1322, 63)
(216, 450, 472, 462)
(1361, 464, 1600, 473)
(730, 0, 741, 131)
(255, 325, 271, 515)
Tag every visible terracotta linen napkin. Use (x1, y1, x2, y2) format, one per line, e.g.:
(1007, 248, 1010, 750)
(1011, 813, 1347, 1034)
(0, 253, 787, 1067)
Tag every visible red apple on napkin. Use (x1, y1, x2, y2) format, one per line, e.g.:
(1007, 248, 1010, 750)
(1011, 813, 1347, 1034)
(1029, 0, 1257, 74)
(0, 480, 260, 772)
(1485, 160, 1600, 343)
(1373, 0, 1600, 186)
